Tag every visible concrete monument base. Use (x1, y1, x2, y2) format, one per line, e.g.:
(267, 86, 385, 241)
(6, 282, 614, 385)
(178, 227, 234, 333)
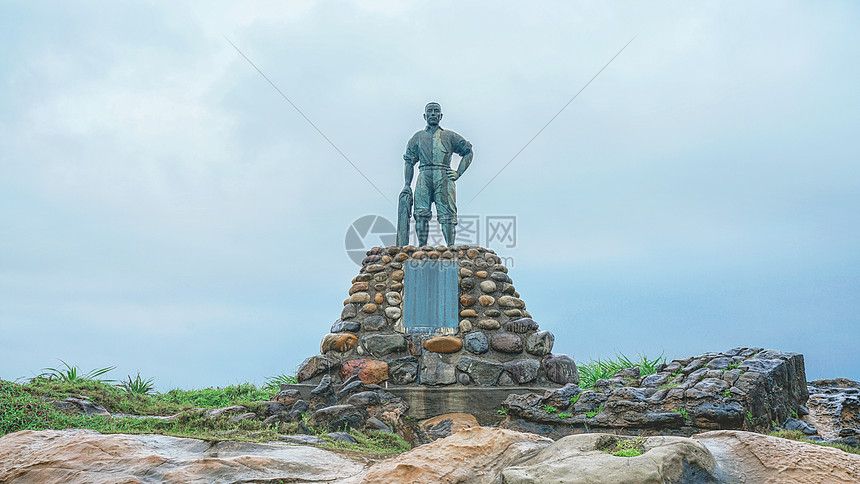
(283, 383, 538, 425)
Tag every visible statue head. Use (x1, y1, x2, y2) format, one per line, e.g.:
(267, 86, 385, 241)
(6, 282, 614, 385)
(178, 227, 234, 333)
(424, 102, 442, 127)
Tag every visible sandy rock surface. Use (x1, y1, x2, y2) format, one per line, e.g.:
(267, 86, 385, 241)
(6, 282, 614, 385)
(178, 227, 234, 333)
(0, 429, 370, 484)
(694, 430, 860, 484)
(501, 433, 718, 484)
(360, 426, 552, 484)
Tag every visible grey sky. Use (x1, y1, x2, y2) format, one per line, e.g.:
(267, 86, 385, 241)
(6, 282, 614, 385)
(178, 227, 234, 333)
(1, 1, 857, 389)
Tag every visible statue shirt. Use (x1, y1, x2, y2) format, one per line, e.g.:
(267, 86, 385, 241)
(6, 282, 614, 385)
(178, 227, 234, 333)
(403, 126, 472, 169)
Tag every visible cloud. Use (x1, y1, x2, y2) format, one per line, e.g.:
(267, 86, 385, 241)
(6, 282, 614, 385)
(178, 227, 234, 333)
(0, 1, 858, 388)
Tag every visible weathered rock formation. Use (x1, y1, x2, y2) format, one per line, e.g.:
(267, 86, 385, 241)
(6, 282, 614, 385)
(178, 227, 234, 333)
(502, 433, 719, 484)
(271, 373, 419, 445)
(804, 378, 860, 447)
(501, 348, 809, 437)
(360, 427, 552, 484)
(0, 429, 369, 483)
(419, 412, 480, 441)
(3, 427, 858, 483)
(295, 245, 579, 389)
(694, 430, 860, 484)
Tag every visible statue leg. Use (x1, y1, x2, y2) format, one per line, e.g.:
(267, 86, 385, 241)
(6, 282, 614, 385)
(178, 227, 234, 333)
(442, 222, 456, 246)
(414, 170, 432, 247)
(416, 216, 430, 246)
(436, 169, 457, 247)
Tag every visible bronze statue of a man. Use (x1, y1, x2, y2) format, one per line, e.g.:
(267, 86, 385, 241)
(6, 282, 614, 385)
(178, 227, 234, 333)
(399, 102, 474, 246)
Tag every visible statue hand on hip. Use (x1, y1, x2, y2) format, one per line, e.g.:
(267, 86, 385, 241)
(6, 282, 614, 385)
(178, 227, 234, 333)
(447, 168, 460, 182)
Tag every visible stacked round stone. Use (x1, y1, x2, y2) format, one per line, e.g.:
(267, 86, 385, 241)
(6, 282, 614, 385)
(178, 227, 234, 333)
(299, 245, 579, 389)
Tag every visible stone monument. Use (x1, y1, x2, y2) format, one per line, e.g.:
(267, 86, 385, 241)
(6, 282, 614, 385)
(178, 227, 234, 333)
(288, 104, 579, 422)
(293, 244, 579, 421)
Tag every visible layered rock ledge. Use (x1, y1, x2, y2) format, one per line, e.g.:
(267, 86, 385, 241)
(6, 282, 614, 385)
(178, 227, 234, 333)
(501, 347, 808, 438)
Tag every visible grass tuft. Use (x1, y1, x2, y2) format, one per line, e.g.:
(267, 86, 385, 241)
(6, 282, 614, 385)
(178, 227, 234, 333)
(38, 360, 116, 383)
(117, 373, 155, 395)
(608, 437, 646, 457)
(585, 405, 604, 418)
(577, 353, 667, 389)
(263, 374, 298, 393)
(543, 405, 558, 414)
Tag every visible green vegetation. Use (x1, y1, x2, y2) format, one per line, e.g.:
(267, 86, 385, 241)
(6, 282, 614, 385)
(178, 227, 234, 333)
(722, 388, 732, 398)
(674, 408, 689, 419)
(657, 381, 680, 390)
(263, 373, 298, 393)
(319, 428, 411, 456)
(577, 353, 667, 389)
(557, 412, 571, 419)
(497, 409, 507, 416)
(543, 405, 559, 414)
(769, 429, 860, 456)
(11, 378, 271, 416)
(601, 436, 646, 457)
(1, 376, 406, 456)
(585, 405, 604, 418)
(1, 378, 279, 437)
(37, 360, 116, 383)
(569, 393, 581, 406)
(156, 383, 271, 410)
(117, 373, 155, 395)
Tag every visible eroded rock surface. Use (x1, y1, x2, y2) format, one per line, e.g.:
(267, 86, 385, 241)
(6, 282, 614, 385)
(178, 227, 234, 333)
(360, 427, 552, 484)
(805, 378, 860, 446)
(502, 348, 808, 437)
(694, 430, 860, 484)
(0, 429, 369, 484)
(420, 412, 480, 441)
(502, 433, 718, 484)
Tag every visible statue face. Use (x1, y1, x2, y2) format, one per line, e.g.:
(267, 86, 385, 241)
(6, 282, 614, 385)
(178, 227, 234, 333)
(424, 103, 442, 126)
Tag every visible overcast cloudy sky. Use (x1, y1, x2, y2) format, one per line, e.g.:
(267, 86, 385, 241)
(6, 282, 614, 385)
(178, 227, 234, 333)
(1, 1, 857, 389)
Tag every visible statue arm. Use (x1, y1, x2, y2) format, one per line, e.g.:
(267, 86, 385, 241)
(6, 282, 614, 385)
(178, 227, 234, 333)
(448, 138, 473, 181)
(403, 135, 418, 189)
(404, 161, 415, 189)
(456, 149, 473, 178)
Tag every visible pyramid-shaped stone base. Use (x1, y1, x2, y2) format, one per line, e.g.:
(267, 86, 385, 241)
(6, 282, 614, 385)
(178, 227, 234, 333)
(296, 245, 579, 389)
